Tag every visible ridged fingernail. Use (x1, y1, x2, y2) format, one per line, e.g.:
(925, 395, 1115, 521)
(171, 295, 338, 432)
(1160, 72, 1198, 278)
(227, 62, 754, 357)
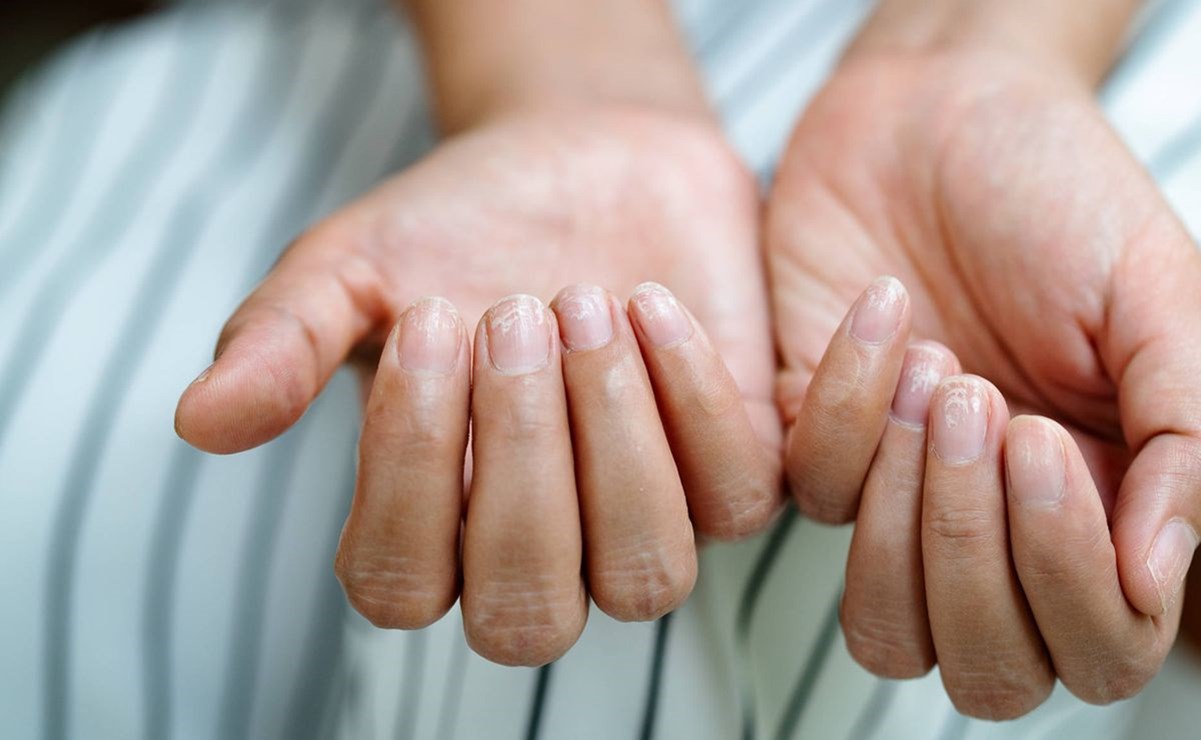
(485, 294, 552, 374)
(850, 276, 906, 344)
(1006, 418, 1066, 508)
(891, 344, 951, 427)
(630, 282, 692, 348)
(398, 297, 461, 375)
(553, 284, 613, 351)
(1148, 519, 1199, 614)
(931, 377, 989, 464)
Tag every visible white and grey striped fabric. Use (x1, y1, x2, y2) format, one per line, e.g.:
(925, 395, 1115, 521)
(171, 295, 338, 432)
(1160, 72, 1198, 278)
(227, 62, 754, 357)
(0, 1, 1197, 739)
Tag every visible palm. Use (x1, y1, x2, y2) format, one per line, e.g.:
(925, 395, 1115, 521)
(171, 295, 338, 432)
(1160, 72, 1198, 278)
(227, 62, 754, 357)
(328, 109, 776, 429)
(767, 53, 1176, 499)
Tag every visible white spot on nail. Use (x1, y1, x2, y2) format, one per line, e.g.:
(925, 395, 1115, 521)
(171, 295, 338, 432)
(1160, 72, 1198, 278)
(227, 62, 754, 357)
(488, 295, 546, 336)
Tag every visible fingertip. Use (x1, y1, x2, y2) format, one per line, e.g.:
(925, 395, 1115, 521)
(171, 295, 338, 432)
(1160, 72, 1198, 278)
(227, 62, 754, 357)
(174, 339, 311, 454)
(1113, 434, 1201, 617)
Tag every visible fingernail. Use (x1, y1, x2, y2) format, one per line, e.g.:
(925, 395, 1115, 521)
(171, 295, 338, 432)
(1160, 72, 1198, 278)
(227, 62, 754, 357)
(891, 344, 949, 426)
(553, 284, 614, 351)
(485, 294, 552, 374)
(931, 377, 989, 464)
(1147, 519, 1199, 614)
(630, 282, 692, 347)
(398, 297, 461, 375)
(850, 276, 906, 344)
(1006, 418, 1065, 508)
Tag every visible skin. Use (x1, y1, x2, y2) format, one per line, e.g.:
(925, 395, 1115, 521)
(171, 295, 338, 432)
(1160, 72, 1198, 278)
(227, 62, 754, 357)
(771, 0, 1201, 719)
(171, 0, 1201, 716)
(175, 0, 781, 666)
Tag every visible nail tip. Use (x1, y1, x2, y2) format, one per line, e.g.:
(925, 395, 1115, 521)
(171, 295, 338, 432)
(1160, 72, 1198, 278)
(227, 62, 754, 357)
(490, 292, 545, 308)
(631, 281, 669, 297)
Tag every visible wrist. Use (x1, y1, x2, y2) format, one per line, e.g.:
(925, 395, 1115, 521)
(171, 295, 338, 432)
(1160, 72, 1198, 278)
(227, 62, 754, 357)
(402, 0, 711, 135)
(843, 0, 1142, 90)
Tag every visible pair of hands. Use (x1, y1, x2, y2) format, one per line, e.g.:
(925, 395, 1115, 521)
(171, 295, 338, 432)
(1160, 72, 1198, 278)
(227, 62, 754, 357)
(175, 45, 1201, 718)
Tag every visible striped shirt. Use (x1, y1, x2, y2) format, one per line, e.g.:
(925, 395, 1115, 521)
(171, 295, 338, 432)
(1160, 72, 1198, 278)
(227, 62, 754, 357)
(0, 0, 1198, 738)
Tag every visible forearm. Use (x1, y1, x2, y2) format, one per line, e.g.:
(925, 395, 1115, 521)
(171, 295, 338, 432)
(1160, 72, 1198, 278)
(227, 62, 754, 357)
(399, 0, 709, 134)
(846, 0, 1143, 88)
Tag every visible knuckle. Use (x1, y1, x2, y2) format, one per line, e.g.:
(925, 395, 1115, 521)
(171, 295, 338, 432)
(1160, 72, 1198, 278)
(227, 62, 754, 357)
(699, 480, 783, 539)
(334, 548, 454, 630)
(1014, 527, 1110, 587)
(591, 543, 697, 622)
(840, 607, 934, 679)
(463, 581, 585, 666)
(792, 485, 858, 525)
(946, 666, 1054, 720)
(497, 396, 563, 446)
(688, 377, 742, 421)
(806, 367, 861, 420)
(924, 506, 998, 551)
(1070, 654, 1159, 705)
(399, 410, 461, 452)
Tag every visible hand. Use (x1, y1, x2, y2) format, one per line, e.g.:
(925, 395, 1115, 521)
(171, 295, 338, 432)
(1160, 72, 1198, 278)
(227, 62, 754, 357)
(768, 49, 1201, 718)
(175, 107, 782, 665)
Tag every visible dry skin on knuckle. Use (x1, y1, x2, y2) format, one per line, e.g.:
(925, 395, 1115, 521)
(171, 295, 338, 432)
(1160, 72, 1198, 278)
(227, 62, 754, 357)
(841, 608, 933, 678)
(805, 360, 864, 424)
(683, 371, 742, 422)
(924, 504, 999, 553)
(335, 548, 453, 629)
(464, 579, 584, 665)
(1063, 631, 1162, 705)
(591, 540, 696, 620)
(492, 390, 564, 447)
(945, 662, 1053, 720)
(697, 470, 781, 538)
(794, 487, 858, 525)
(1015, 525, 1110, 587)
(1101, 653, 1159, 702)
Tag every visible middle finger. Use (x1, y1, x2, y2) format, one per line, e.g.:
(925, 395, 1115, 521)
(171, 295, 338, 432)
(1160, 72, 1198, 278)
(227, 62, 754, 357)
(922, 375, 1053, 719)
(462, 295, 588, 666)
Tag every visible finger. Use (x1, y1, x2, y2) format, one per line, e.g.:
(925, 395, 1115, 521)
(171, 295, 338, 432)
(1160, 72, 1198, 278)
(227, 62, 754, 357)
(1102, 225, 1201, 616)
(842, 341, 958, 678)
(462, 295, 587, 666)
(785, 276, 911, 523)
(922, 375, 1054, 719)
(175, 227, 389, 453)
(627, 282, 781, 540)
(1006, 416, 1171, 704)
(334, 298, 469, 629)
(551, 284, 696, 622)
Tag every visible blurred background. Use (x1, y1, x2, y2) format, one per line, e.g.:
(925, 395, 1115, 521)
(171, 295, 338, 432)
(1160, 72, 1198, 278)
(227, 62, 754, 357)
(0, 0, 156, 93)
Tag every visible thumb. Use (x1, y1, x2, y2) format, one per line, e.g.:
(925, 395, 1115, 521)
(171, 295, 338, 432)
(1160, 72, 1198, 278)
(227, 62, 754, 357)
(175, 224, 388, 454)
(1107, 216, 1201, 616)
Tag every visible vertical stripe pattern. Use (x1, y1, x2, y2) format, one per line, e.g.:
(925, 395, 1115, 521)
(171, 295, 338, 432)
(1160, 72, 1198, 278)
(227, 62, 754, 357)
(1, 0, 1199, 738)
